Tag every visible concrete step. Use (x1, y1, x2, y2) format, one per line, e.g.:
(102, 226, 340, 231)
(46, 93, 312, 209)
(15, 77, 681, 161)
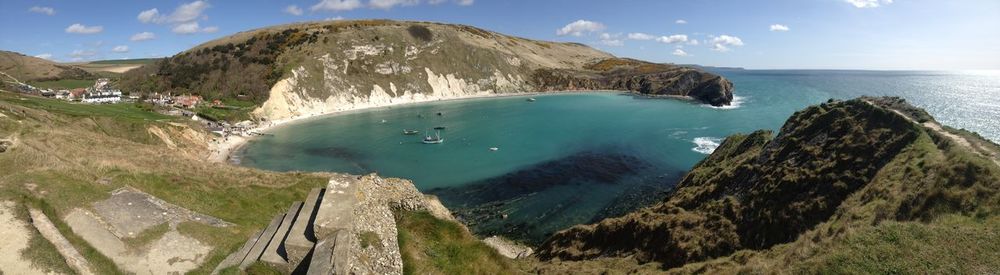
(239, 213, 286, 269)
(260, 201, 304, 265)
(284, 187, 325, 267)
(213, 229, 264, 274)
(313, 175, 360, 240)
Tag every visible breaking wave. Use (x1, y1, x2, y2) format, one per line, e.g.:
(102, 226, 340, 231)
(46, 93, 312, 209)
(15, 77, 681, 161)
(692, 137, 722, 154)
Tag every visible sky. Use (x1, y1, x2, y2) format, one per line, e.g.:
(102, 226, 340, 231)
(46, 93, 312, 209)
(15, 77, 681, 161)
(1, 0, 998, 70)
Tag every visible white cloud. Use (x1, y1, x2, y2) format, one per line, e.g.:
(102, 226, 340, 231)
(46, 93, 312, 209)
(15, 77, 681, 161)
(675, 19, 687, 24)
(311, 0, 363, 11)
(130, 32, 156, 41)
(202, 26, 219, 33)
(34, 53, 53, 60)
(656, 34, 688, 44)
(770, 24, 790, 32)
(456, 0, 474, 6)
(846, 0, 893, 8)
(138, 1, 209, 24)
(710, 34, 744, 52)
(370, 0, 419, 9)
(627, 33, 655, 40)
(688, 39, 700, 46)
(166, 1, 210, 23)
(69, 49, 97, 58)
(597, 33, 623, 46)
(556, 20, 605, 36)
(172, 22, 201, 34)
(28, 6, 55, 15)
(65, 24, 103, 34)
(672, 49, 689, 56)
(112, 45, 130, 53)
(138, 8, 160, 23)
(285, 5, 304, 16)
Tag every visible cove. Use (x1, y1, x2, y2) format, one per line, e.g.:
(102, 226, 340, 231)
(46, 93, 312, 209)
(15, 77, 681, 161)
(237, 92, 772, 243)
(237, 70, 1000, 243)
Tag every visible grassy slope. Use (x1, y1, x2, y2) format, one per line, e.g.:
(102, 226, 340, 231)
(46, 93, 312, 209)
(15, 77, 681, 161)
(0, 91, 517, 274)
(0, 91, 330, 273)
(537, 98, 999, 273)
(27, 78, 95, 89)
(396, 211, 519, 274)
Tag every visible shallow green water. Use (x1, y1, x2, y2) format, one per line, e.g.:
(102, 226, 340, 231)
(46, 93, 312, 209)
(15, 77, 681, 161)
(238, 70, 1000, 243)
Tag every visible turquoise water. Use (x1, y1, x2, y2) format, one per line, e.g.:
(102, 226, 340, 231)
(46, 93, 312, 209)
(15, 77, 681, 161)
(239, 70, 1000, 243)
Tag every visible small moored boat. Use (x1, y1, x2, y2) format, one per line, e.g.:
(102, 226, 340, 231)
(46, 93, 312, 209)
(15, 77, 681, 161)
(403, 129, 420, 135)
(422, 130, 444, 144)
(489, 147, 499, 151)
(433, 126, 447, 130)
(526, 97, 536, 102)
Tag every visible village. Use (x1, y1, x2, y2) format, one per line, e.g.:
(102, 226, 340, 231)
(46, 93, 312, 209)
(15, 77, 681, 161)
(5, 76, 268, 141)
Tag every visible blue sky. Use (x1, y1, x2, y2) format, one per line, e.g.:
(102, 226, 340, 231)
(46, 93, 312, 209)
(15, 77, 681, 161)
(1, 0, 998, 70)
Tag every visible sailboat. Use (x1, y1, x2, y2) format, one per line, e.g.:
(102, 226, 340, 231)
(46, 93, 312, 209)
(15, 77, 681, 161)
(422, 130, 444, 144)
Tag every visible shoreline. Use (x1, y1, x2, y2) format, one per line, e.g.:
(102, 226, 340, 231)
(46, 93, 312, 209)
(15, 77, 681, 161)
(207, 89, 728, 164)
(207, 90, 619, 164)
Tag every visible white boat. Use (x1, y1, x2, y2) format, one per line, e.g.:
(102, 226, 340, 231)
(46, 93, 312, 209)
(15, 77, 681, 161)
(526, 97, 536, 102)
(422, 130, 444, 144)
(489, 147, 499, 151)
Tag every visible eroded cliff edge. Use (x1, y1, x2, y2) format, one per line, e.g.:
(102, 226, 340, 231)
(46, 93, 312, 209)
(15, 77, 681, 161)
(534, 97, 1000, 273)
(120, 20, 734, 122)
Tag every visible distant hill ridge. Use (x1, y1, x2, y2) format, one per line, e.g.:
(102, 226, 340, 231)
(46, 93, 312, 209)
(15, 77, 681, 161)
(118, 19, 734, 122)
(0, 50, 94, 82)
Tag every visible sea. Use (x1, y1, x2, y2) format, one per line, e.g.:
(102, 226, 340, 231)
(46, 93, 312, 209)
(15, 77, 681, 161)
(237, 70, 1000, 243)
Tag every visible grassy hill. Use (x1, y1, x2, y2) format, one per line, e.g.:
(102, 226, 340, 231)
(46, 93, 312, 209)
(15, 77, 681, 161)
(118, 20, 733, 123)
(0, 50, 94, 85)
(536, 97, 1000, 273)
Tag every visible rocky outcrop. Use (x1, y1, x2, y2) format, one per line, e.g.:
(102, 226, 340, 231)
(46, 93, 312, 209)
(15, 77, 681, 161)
(532, 58, 734, 106)
(120, 20, 734, 122)
(536, 97, 1000, 270)
(217, 173, 455, 274)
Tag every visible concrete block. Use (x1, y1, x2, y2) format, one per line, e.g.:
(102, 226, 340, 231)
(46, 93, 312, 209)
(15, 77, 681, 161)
(213, 229, 263, 274)
(239, 214, 285, 268)
(284, 188, 325, 267)
(260, 201, 304, 266)
(313, 175, 359, 240)
(305, 236, 335, 275)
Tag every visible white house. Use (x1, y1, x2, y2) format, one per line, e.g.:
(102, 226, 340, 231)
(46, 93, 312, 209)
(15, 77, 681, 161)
(81, 90, 122, 104)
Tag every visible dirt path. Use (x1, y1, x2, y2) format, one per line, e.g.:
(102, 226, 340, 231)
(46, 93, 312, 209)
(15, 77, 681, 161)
(29, 208, 96, 275)
(0, 201, 56, 275)
(871, 99, 1000, 168)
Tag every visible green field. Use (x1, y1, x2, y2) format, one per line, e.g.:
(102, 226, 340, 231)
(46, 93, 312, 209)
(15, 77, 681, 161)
(28, 78, 94, 89)
(0, 92, 170, 121)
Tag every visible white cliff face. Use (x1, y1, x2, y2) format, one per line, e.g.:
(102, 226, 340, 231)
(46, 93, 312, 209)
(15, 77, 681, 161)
(253, 55, 530, 123)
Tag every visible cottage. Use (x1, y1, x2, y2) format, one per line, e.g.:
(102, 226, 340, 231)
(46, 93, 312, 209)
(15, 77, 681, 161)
(174, 95, 203, 108)
(69, 88, 87, 100)
(82, 90, 122, 104)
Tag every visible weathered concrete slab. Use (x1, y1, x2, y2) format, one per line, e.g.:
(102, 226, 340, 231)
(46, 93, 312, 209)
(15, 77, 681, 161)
(212, 229, 264, 274)
(25, 207, 95, 275)
(93, 187, 232, 239)
(260, 201, 304, 266)
(284, 187, 324, 266)
(66, 208, 213, 275)
(239, 214, 285, 268)
(330, 229, 352, 275)
(305, 233, 335, 275)
(313, 175, 360, 240)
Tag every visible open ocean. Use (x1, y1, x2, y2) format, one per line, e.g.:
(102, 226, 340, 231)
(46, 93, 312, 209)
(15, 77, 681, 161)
(238, 70, 1000, 242)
